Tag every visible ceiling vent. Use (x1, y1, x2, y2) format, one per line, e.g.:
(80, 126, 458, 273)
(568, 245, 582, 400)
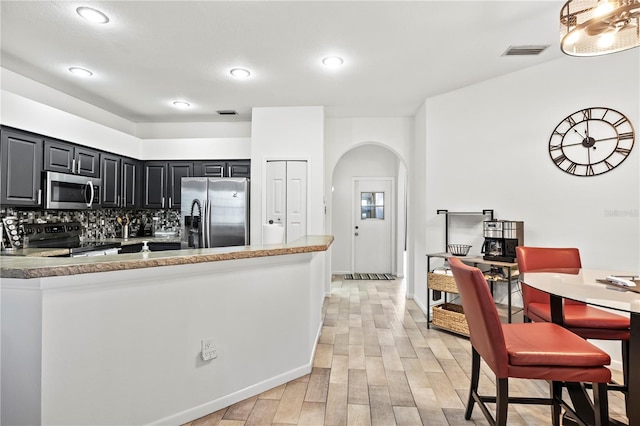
(216, 110, 238, 115)
(502, 45, 550, 56)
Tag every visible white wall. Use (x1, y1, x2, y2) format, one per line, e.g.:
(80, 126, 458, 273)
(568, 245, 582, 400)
(422, 50, 639, 273)
(1, 67, 251, 160)
(408, 103, 428, 303)
(324, 117, 413, 280)
(2, 252, 327, 425)
(331, 144, 400, 274)
(1, 90, 142, 159)
(250, 106, 325, 245)
(412, 50, 639, 367)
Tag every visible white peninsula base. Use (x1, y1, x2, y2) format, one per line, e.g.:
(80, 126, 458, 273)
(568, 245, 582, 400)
(2, 244, 328, 425)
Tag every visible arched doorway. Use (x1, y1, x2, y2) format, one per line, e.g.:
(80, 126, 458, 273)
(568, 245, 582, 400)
(331, 143, 406, 277)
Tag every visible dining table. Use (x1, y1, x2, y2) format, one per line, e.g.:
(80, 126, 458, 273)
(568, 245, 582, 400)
(520, 268, 639, 426)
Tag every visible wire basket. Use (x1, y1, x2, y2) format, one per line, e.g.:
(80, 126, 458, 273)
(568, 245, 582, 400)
(447, 244, 471, 256)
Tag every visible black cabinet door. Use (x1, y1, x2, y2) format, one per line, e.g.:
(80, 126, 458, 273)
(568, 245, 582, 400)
(198, 161, 225, 177)
(167, 162, 194, 209)
(100, 153, 120, 208)
(44, 139, 74, 173)
(75, 147, 100, 178)
(44, 140, 99, 177)
(144, 162, 166, 209)
(122, 158, 142, 208)
(1, 129, 43, 206)
(197, 160, 250, 178)
(228, 160, 251, 178)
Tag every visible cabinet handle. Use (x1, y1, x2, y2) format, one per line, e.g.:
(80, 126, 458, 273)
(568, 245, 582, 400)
(169, 197, 172, 209)
(77, 159, 81, 174)
(117, 195, 121, 207)
(162, 197, 165, 208)
(72, 159, 76, 174)
(37, 189, 42, 204)
(228, 166, 232, 177)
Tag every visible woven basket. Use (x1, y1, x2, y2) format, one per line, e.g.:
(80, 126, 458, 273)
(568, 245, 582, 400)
(428, 272, 459, 293)
(432, 303, 469, 336)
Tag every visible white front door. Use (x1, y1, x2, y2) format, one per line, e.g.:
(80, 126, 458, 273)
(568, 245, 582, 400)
(353, 178, 393, 273)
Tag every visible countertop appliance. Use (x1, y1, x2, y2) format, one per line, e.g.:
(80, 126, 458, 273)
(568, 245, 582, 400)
(44, 171, 101, 210)
(481, 220, 524, 263)
(181, 177, 250, 248)
(22, 222, 120, 257)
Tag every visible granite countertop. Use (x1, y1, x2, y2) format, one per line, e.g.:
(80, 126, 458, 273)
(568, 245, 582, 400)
(0, 235, 334, 279)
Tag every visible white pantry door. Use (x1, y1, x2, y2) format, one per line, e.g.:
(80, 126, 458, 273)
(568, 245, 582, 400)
(265, 160, 307, 243)
(353, 178, 393, 273)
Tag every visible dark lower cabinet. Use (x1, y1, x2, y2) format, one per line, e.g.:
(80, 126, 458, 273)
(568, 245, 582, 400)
(1, 128, 43, 206)
(119, 242, 181, 253)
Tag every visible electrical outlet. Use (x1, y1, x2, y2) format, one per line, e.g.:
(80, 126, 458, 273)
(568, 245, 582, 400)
(201, 338, 217, 361)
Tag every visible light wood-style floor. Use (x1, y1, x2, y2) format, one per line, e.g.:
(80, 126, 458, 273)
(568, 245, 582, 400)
(185, 275, 628, 425)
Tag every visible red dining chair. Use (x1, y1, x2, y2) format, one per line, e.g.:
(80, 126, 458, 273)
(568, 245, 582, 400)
(448, 257, 611, 426)
(515, 246, 630, 399)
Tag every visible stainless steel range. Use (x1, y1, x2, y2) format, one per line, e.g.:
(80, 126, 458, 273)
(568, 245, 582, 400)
(23, 222, 121, 257)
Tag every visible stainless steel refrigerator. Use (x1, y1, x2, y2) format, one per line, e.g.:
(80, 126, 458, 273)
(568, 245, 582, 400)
(181, 177, 250, 248)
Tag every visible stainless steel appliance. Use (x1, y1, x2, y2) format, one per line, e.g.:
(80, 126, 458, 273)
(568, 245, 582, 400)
(22, 222, 120, 257)
(481, 220, 524, 263)
(181, 177, 250, 248)
(44, 171, 101, 209)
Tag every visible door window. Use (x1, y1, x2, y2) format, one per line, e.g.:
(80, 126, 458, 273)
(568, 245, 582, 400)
(361, 192, 384, 219)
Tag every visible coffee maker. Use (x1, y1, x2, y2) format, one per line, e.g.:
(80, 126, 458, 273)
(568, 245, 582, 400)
(482, 220, 524, 263)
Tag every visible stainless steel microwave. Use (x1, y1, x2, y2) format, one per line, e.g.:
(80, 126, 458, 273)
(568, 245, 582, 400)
(44, 171, 101, 209)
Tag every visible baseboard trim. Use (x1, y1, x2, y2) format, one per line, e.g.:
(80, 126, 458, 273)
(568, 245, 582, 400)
(412, 295, 428, 315)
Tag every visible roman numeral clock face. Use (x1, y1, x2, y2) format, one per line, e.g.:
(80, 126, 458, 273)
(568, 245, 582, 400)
(549, 107, 635, 176)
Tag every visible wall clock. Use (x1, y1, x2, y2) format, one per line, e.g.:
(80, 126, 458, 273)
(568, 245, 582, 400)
(548, 107, 635, 176)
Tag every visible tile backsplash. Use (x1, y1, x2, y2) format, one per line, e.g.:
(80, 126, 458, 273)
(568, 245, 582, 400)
(0, 207, 181, 243)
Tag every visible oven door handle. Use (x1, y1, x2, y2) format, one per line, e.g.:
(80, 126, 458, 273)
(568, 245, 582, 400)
(85, 181, 94, 208)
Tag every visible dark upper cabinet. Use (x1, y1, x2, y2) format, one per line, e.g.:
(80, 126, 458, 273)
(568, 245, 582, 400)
(196, 160, 250, 178)
(100, 153, 120, 208)
(167, 162, 193, 209)
(122, 158, 142, 209)
(44, 139, 99, 177)
(144, 162, 166, 209)
(0, 128, 44, 206)
(144, 161, 193, 209)
(198, 161, 225, 177)
(101, 154, 142, 209)
(228, 160, 251, 178)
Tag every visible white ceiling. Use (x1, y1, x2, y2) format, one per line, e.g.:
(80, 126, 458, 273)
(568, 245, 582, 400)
(0, 1, 565, 123)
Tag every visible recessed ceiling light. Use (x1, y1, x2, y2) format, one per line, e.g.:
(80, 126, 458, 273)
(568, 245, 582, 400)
(322, 56, 344, 67)
(172, 101, 191, 109)
(229, 68, 251, 78)
(68, 67, 93, 77)
(76, 7, 110, 24)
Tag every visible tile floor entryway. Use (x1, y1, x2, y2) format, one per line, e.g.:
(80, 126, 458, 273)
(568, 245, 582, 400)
(185, 275, 628, 425)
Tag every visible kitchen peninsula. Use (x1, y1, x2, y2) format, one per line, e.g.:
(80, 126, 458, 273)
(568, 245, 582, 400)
(1, 236, 333, 426)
